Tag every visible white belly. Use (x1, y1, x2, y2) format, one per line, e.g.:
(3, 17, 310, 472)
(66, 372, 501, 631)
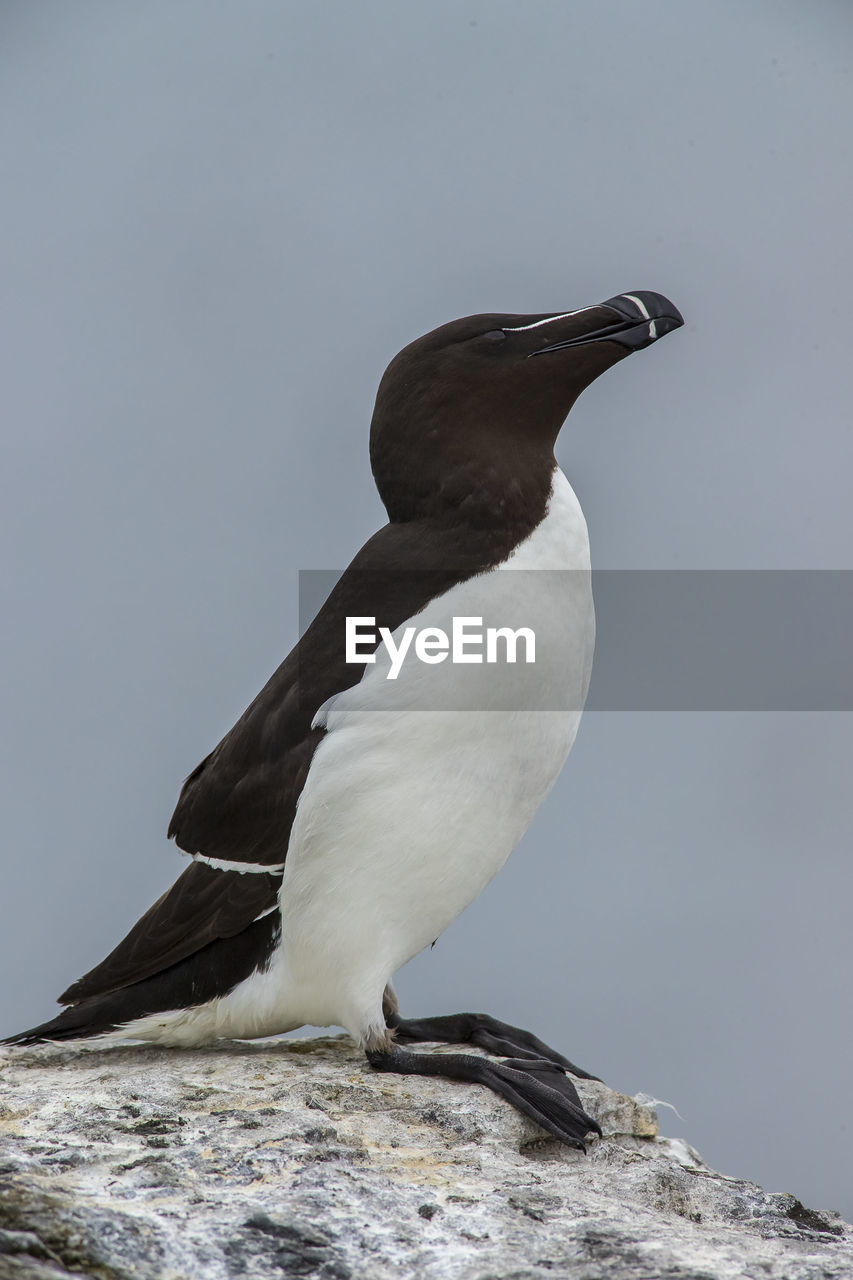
(276, 467, 594, 1044)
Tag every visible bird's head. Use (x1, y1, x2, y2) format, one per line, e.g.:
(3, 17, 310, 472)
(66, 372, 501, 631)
(369, 291, 683, 524)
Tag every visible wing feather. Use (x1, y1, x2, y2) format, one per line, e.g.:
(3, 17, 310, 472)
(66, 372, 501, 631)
(60, 862, 280, 1004)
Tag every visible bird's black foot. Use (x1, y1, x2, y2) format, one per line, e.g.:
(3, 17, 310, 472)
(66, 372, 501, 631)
(387, 1010, 600, 1081)
(366, 1044, 601, 1149)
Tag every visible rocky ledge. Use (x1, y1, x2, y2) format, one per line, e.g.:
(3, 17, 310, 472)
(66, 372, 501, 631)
(0, 1036, 849, 1279)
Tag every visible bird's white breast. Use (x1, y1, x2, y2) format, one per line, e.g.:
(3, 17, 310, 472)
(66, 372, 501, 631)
(277, 466, 594, 1044)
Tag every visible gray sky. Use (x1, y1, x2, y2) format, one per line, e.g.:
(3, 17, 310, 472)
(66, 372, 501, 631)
(1, 0, 851, 1220)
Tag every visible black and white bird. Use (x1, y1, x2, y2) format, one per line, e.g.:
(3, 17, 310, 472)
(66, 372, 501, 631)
(5, 291, 683, 1149)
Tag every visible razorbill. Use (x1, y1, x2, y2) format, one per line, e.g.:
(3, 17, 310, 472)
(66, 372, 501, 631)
(4, 290, 684, 1148)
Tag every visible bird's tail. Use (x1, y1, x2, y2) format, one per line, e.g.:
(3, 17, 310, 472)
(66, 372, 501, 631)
(2, 909, 282, 1047)
(2, 997, 122, 1046)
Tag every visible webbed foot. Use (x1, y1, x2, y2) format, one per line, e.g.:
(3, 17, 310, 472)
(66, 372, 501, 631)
(366, 1043, 600, 1149)
(388, 1010, 600, 1081)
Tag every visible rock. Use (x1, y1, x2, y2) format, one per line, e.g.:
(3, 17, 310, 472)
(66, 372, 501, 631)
(0, 1036, 848, 1279)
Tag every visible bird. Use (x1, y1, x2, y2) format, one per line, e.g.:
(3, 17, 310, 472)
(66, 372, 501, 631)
(4, 290, 684, 1149)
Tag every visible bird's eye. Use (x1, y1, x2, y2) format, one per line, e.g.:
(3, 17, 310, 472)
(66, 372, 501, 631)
(482, 330, 507, 343)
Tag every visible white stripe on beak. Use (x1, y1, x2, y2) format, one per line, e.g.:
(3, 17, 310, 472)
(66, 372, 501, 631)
(623, 293, 651, 319)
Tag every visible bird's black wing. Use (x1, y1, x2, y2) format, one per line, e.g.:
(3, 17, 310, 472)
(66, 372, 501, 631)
(60, 518, 494, 1006)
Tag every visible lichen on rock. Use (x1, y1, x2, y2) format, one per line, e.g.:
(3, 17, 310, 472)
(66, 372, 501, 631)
(0, 1036, 849, 1279)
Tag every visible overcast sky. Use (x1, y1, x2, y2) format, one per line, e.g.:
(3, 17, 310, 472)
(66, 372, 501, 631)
(1, 1, 851, 1221)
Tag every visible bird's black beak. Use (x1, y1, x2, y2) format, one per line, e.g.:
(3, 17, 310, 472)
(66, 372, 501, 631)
(530, 291, 684, 356)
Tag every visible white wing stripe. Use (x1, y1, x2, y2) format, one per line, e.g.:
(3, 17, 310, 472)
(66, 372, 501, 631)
(186, 851, 285, 875)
